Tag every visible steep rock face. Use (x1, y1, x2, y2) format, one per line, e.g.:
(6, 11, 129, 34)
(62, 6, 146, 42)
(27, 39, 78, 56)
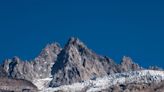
(2, 43, 61, 81)
(50, 37, 118, 87)
(100, 56, 119, 75)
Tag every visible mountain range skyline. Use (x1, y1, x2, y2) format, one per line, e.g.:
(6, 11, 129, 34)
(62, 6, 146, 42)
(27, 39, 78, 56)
(0, 37, 163, 92)
(0, 0, 164, 92)
(0, 36, 163, 69)
(0, 0, 164, 68)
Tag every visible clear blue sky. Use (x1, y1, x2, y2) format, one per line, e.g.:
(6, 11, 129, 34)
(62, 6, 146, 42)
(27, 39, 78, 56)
(0, 0, 163, 68)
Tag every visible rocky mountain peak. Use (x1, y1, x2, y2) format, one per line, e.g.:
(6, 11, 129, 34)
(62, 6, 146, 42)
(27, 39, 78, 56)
(65, 37, 97, 60)
(2, 42, 62, 81)
(0, 37, 147, 90)
(50, 37, 108, 87)
(120, 56, 142, 72)
(49, 38, 145, 87)
(121, 56, 133, 65)
(12, 56, 21, 63)
(67, 37, 83, 45)
(35, 42, 62, 62)
(65, 37, 87, 50)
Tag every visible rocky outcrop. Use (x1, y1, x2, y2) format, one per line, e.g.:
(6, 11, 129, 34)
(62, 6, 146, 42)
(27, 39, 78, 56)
(119, 56, 142, 72)
(2, 43, 61, 81)
(0, 66, 7, 78)
(100, 56, 119, 74)
(0, 78, 38, 92)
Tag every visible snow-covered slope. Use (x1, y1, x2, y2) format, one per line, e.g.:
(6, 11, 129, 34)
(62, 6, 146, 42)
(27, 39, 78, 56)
(32, 78, 52, 91)
(33, 70, 164, 92)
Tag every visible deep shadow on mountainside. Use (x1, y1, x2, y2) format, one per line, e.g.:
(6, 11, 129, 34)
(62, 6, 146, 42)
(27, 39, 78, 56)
(0, 37, 163, 92)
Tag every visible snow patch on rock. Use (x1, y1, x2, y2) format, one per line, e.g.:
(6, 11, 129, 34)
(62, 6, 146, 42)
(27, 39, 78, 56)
(32, 78, 52, 91)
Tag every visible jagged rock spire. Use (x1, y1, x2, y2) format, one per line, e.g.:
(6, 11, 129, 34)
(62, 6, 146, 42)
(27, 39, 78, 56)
(66, 37, 85, 47)
(121, 56, 133, 66)
(120, 56, 142, 72)
(12, 56, 21, 63)
(35, 42, 62, 62)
